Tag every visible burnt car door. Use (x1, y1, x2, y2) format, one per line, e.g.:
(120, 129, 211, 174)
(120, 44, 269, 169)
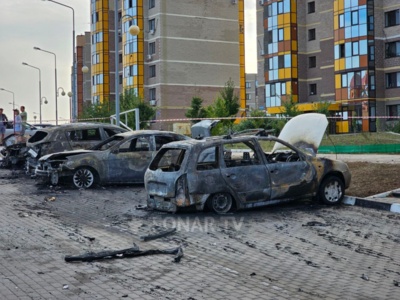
(106, 136, 154, 183)
(265, 141, 316, 200)
(220, 140, 271, 202)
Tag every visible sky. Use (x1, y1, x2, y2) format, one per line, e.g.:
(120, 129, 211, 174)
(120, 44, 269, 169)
(0, 0, 256, 124)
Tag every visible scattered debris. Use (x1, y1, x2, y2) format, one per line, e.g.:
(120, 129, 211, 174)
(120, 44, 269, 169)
(83, 236, 96, 242)
(302, 221, 329, 227)
(250, 272, 256, 276)
(45, 196, 56, 201)
(140, 228, 177, 242)
(393, 280, 399, 287)
(361, 274, 369, 281)
(63, 284, 69, 290)
(65, 244, 183, 263)
(135, 204, 147, 210)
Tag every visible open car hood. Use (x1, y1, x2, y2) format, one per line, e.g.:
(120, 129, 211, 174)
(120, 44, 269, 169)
(39, 149, 95, 161)
(272, 113, 328, 155)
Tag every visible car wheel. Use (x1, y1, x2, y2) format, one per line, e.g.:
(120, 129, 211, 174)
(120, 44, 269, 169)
(72, 167, 96, 189)
(318, 175, 344, 205)
(208, 193, 233, 214)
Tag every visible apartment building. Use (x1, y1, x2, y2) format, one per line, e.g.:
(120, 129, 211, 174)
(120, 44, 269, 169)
(260, 0, 400, 133)
(88, 0, 245, 130)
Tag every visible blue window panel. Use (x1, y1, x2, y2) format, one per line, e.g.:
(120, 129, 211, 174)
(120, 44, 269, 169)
(345, 42, 352, 57)
(284, 55, 291, 68)
(273, 70, 278, 80)
(272, 43, 278, 53)
(351, 0, 358, 8)
(344, 12, 351, 27)
(351, 25, 359, 37)
(359, 24, 367, 36)
(352, 56, 359, 68)
(272, 2, 277, 15)
(283, 0, 290, 13)
(276, 83, 281, 96)
(359, 40, 367, 55)
(344, 0, 351, 9)
(359, 7, 367, 24)
(345, 27, 352, 38)
(345, 57, 352, 69)
(334, 45, 339, 59)
(266, 97, 271, 107)
(266, 84, 271, 97)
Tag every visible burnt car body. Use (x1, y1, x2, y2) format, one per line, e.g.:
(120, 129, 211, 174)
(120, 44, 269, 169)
(35, 130, 190, 188)
(0, 134, 29, 168)
(144, 114, 352, 213)
(26, 123, 127, 172)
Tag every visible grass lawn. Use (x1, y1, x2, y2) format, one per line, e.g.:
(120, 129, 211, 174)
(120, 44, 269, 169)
(321, 132, 400, 146)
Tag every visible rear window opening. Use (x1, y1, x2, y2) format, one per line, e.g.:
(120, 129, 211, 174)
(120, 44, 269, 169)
(28, 131, 48, 143)
(149, 148, 186, 172)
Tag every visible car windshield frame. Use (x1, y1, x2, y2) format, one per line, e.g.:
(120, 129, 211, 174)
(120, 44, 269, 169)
(89, 135, 125, 151)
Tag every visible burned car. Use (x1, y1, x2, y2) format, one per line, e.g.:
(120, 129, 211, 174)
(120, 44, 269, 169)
(144, 113, 351, 213)
(0, 134, 29, 168)
(26, 123, 126, 172)
(35, 130, 190, 188)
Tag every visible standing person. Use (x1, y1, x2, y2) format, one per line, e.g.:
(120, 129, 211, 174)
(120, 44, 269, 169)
(0, 108, 8, 145)
(19, 106, 27, 136)
(13, 109, 23, 143)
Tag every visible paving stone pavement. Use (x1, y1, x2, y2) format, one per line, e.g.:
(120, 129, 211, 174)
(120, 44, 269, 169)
(0, 168, 399, 299)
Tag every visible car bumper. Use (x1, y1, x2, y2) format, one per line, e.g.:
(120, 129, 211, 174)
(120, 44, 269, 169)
(147, 195, 178, 213)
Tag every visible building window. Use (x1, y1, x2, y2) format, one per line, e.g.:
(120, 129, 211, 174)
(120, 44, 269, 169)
(149, 88, 156, 100)
(149, 0, 155, 9)
(341, 74, 348, 87)
(278, 28, 284, 41)
(385, 9, 400, 27)
(91, 12, 99, 23)
(149, 65, 156, 78)
(339, 44, 345, 58)
(246, 82, 251, 88)
(351, 10, 359, 25)
(385, 41, 400, 58)
(119, 54, 122, 64)
(149, 42, 156, 55)
(308, 29, 316, 41)
(386, 72, 400, 88)
(308, 2, 315, 14)
(387, 105, 400, 120)
(119, 74, 123, 85)
(246, 93, 251, 100)
(309, 84, 317, 95)
(309, 56, 316, 68)
(149, 19, 156, 31)
(339, 14, 344, 28)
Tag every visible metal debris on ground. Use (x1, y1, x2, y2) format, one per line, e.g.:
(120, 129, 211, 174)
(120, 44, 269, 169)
(140, 228, 177, 242)
(45, 196, 56, 201)
(64, 244, 183, 263)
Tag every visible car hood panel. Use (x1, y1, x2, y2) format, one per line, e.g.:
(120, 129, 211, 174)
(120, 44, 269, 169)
(273, 113, 328, 155)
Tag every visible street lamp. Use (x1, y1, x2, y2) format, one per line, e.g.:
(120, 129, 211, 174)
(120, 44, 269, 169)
(42, 0, 77, 123)
(22, 62, 42, 123)
(114, 4, 140, 127)
(0, 88, 15, 109)
(34, 46, 58, 125)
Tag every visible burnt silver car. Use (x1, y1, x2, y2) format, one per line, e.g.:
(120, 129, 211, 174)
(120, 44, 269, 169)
(35, 130, 190, 188)
(26, 123, 126, 172)
(145, 114, 352, 213)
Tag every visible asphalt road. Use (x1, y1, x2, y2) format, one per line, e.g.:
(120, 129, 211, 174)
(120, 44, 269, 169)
(0, 168, 399, 299)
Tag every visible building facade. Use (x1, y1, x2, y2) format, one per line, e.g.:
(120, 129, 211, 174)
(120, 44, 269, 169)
(261, 0, 400, 133)
(87, 0, 245, 130)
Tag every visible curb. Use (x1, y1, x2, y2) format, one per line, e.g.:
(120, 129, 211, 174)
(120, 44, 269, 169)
(343, 194, 400, 213)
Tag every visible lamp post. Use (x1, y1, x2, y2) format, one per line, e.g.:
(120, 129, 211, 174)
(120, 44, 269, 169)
(114, 1, 140, 127)
(42, 0, 76, 122)
(22, 62, 42, 123)
(0, 88, 15, 109)
(34, 46, 58, 125)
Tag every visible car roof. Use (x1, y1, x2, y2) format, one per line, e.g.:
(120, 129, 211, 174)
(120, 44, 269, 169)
(114, 130, 189, 138)
(160, 135, 261, 149)
(35, 122, 125, 132)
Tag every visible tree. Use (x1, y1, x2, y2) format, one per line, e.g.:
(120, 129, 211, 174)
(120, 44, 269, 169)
(185, 97, 207, 124)
(206, 78, 240, 134)
(120, 90, 156, 129)
(79, 98, 114, 123)
(280, 95, 302, 117)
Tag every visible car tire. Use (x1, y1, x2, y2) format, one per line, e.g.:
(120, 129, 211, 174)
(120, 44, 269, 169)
(72, 167, 96, 189)
(318, 175, 344, 205)
(207, 193, 233, 214)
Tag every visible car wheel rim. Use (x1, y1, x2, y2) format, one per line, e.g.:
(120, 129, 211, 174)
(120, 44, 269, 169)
(324, 180, 342, 202)
(73, 169, 94, 188)
(212, 194, 232, 214)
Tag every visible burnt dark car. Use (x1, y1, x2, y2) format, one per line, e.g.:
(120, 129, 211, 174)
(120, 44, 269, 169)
(144, 114, 352, 213)
(35, 130, 191, 188)
(26, 123, 127, 172)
